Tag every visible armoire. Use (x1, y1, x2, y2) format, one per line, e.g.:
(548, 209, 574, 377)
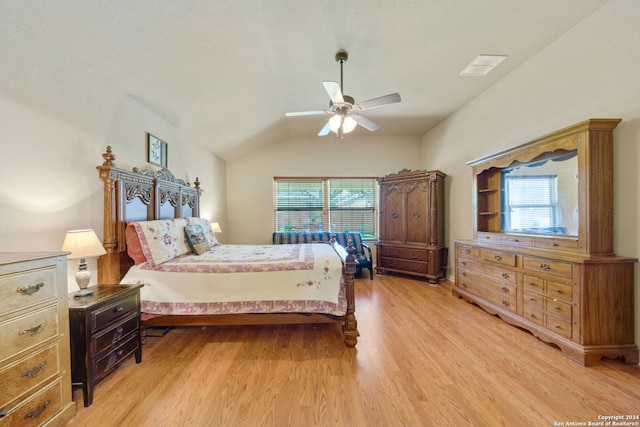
(376, 169, 447, 284)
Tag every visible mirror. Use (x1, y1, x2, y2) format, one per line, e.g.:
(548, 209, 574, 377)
(501, 150, 578, 236)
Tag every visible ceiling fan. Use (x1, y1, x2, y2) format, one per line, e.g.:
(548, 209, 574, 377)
(285, 50, 401, 137)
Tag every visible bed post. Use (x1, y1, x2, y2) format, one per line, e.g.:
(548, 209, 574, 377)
(97, 146, 121, 284)
(342, 241, 360, 347)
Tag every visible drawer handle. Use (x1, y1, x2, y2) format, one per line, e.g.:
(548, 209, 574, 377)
(388, 251, 397, 256)
(114, 306, 125, 313)
(501, 272, 510, 279)
(551, 289, 562, 294)
(21, 361, 47, 379)
(412, 212, 420, 218)
(513, 239, 520, 242)
(387, 262, 397, 267)
(539, 263, 551, 271)
(529, 297, 536, 302)
(465, 248, 471, 254)
(24, 400, 50, 420)
(501, 300, 510, 308)
(410, 265, 420, 271)
(391, 212, 398, 219)
(0, 404, 17, 418)
(116, 326, 124, 334)
(501, 286, 510, 293)
(117, 350, 124, 357)
(552, 243, 559, 247)
(16, 282, 45, 296)
(461, 283, 467, 288)
(552, 305, 562, 311)
(461, 261, 467, 266)
(20, 322, 45, 336)
(494, 254, 502, 261)
(461, 272, 467, 277)
(409, 253, 419, 259)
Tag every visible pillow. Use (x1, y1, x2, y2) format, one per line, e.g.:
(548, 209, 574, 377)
(130, 218, 191, 267)
(185, 217, 220, 247)
(125, 223, 147, 265)
(184, 225, 211, 255)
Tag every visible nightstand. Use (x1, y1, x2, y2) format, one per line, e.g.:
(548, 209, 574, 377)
(68, 284, 143, 407)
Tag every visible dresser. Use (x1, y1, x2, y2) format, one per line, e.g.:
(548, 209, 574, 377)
(376, 169, 447, 284)
(0, 252, 76, 426)
(454, 119, 638, 365)
(68, 284, 142, 407)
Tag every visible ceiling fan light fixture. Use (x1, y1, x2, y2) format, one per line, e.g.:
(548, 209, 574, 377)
(329, 114, 342, 133)
(342, 116, 357, 133)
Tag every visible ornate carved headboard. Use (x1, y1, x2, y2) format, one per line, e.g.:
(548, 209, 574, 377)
(96, 146, 201, 283)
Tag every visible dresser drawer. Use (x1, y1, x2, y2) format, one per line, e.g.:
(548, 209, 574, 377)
(458, 269, 517, 298)
(523, 306, 545, 326)
(0, 267, 58, 317)
(457, 279, 517, 313)
(380, 247, 427, 261)
(91, 293, 139, 331)
(93, 313, 139, 356)
(547, 312, 572, 338)
(459, 257, 516, 285)
(0, 377, 63, 427)
(0, 343, 60, 409)
(501, 234, 534, 246)
(0, 305, 58, 363)
(379, 257, 428, 274)
(534, 236, 579, 251)
(523, 291, 545, 310)
(92, 335, 140, 384)
(456, 244, 480, 258)
(523, 275, 544, 293)
(481, 249, 516, 267)
(523, 257, 572, 279)
(545, 297, 572, 318)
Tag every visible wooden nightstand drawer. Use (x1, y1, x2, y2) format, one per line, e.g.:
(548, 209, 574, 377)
(0, 305, 58, 362)
(0, 267, 58, 317)
(92, 313, 139, 356)
(91, 293, 139, 331)
(0, 343, 60, 409)
(92, 335, 140, 384)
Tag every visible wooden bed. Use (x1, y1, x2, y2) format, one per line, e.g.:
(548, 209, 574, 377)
(96, 146, 359, 346)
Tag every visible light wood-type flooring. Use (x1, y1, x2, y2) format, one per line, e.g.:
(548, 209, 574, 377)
(68, 274, 640, 427)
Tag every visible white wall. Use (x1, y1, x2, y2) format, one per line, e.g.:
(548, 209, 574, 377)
(421, 0, 640, 349)
(0, 18, 226, 293)
(226, 135, 423, 245)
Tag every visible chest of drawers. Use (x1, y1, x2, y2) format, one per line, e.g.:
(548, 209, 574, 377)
(0, 252, 76, 426)
(454, 241, 638, 366)
(68, 284, 142, 407)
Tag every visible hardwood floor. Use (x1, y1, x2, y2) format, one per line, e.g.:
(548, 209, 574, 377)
(68, 274, 640, 427)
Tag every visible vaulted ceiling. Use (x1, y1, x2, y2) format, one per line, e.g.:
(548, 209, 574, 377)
(2, 1, 609, 160)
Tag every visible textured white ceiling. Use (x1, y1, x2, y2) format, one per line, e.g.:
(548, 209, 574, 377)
(1, 0, 609, 160)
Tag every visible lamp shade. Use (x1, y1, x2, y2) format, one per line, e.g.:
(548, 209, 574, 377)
(211, 222, 222, 233)
(61, 229, 106, 260)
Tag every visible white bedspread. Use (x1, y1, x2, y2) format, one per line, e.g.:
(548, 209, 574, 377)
(120, 243, 347, 316)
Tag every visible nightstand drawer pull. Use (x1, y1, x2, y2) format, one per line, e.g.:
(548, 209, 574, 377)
(24, 400, 50, 419)
(16, 282, 45, 296)
(21, 361, 47, 378)
(20, 322, 45, 336)
(114, 306, 125, 313)
(501, 286, 510, 293)
(494, 254, 502, 261)
(501, 272, 510, 279)
(539, 263, 551, 271)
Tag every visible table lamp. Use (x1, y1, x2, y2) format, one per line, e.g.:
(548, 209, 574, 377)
(211, 222, 222, 233)
(61, 229, 107, 297)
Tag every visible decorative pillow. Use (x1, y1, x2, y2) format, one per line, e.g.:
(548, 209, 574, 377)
(125, 223, 147, 265)
(185, 217, 220, 247)
(130, 218, 191, 267)
(184, 225, 211, 255)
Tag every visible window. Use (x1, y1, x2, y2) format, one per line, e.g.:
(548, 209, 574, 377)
(503, 175, 559, 232)
(273, 177, 378, 239)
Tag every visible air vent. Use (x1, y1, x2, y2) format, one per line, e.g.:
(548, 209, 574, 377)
(460, 55, 508, 76)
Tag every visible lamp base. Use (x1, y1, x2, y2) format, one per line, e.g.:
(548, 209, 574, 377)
(74, 288, 95, 298)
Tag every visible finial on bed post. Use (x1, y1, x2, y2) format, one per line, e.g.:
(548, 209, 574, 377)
(194, 177, 201, 194)
(342, 239, 359, 347)
(102, 145, 116, 166)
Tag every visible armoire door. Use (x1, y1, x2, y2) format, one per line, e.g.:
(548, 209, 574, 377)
(380, 187, 404, 243)
(405, 186, 427, 245)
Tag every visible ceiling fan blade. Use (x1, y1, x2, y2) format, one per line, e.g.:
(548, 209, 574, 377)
(318, 120, 332, 136)
(354, 93, 401, 111)
(285, 110, 328, 117)
(352, 115, 380, 132)
(323, 81, 344, 104)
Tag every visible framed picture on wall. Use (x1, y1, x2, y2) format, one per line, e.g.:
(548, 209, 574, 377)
(147, 133, 167, 168)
